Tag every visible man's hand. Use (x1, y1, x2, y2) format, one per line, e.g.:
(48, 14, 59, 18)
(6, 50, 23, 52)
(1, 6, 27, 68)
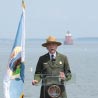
(59, 72, 65, 80)
(32, 80, 38, 85)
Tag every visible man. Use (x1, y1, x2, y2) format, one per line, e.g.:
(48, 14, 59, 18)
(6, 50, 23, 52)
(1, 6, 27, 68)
(32, 36, 72, 98)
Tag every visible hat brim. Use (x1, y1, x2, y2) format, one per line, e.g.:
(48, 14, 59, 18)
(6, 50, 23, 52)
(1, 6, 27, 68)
(42, 41, 62, 47)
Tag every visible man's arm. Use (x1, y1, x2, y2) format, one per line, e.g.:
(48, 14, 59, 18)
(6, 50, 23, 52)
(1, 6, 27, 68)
(32, 57, 42, 85)
(64, 56, 72, 81)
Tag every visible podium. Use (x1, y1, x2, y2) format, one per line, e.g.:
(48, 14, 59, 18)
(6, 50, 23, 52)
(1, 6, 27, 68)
(42, 75, 64, 98)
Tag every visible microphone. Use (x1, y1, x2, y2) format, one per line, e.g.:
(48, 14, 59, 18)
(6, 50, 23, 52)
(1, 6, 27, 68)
(52, 58, 56, 61)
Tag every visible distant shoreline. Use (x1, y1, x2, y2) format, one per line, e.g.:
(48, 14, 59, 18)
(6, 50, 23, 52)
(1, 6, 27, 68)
(0, 37, 98, 40)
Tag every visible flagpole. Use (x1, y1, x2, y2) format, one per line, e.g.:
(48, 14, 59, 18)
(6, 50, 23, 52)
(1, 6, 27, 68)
(21, 1, 25, 97)
(21, 0, 26, 62)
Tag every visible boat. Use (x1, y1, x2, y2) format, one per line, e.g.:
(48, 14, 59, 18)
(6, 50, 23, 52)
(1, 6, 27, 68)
(64, 31, 73, 45)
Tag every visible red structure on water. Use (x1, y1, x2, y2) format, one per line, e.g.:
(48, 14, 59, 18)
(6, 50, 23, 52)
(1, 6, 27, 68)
(64, 31, 73, 45)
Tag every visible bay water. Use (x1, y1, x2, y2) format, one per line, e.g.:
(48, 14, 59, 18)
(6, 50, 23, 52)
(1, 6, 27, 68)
(0, 39, 98, 98)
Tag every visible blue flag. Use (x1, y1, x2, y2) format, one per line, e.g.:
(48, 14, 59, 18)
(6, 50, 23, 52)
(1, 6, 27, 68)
(3, 1, 25, 98)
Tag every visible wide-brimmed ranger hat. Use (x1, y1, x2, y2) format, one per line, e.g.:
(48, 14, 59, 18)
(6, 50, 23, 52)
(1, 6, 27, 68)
(42, 36, 62, 47)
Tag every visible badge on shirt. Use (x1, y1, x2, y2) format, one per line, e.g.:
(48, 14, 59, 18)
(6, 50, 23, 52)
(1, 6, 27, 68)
(59, 61, 62, 64)
(43, 62, 48, 65)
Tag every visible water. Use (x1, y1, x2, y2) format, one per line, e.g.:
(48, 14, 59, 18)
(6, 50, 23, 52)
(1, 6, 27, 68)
(0, 39, 98, 98)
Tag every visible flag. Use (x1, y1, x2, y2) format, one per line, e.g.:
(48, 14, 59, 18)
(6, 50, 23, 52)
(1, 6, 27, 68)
(3, 1, 25, 98)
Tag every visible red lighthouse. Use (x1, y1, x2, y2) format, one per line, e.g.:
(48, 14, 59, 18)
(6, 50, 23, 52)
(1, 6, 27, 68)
(64, 31, 73, 45)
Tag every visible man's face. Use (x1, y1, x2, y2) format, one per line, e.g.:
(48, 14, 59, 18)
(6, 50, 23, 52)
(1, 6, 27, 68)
(47, 43, 58, 54)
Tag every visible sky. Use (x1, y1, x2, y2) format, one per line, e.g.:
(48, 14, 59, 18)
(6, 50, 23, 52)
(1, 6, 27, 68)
(0, 0, 98, 39)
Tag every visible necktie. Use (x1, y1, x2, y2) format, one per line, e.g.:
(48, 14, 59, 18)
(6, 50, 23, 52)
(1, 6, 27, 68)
(51, 54, 55, 61)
